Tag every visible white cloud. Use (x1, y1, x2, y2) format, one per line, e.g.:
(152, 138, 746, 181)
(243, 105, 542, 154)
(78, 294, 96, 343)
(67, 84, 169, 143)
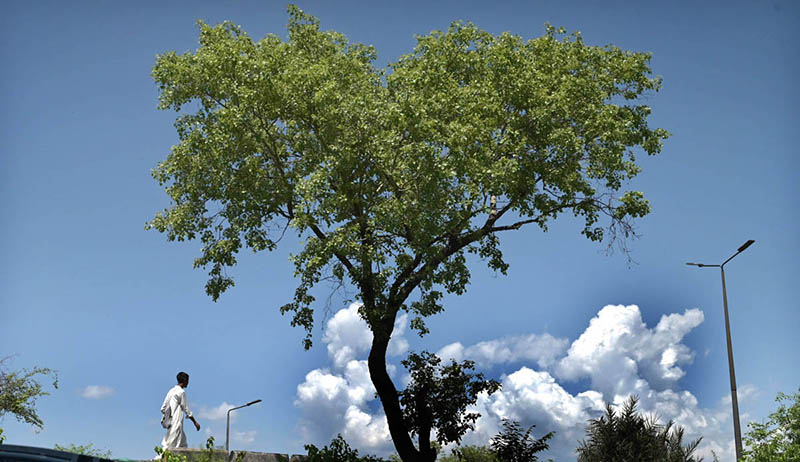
(322, 303, 409, 368)
(451, 368, 606, 460)
(81, 385, 114, 399)
(295, 303, 744, 461)
(721, 384, 759, 405)
(341, 405, 392, 451)
(555, 305, 704, 396)
(197, 402, 237, 421)
(295, 360, 394, 453)
(232, 430, 257, 444)
(437, 333, 569, 369)
(294, 303, 408, 454)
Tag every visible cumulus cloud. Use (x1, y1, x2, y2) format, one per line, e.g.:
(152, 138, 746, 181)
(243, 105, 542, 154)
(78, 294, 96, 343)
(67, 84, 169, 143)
(555, 305, 704, 396)
(437, 333, 569, 369)
(453, 368, 605, 459)
(232, 430, 257, 444)
(81, 385, 114, 399)
(296, 303, 744, 461)
(295, 360, 396, 454)
(322, 303, 409, 369)
(197, 402, 237, 421)
(295, 303, 408, 454)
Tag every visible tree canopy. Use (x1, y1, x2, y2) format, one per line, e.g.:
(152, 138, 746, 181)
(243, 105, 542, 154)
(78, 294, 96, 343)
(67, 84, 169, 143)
(149, 5, 668, 461)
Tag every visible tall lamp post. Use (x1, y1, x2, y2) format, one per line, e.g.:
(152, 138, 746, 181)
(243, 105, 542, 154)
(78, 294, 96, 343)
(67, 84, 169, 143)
(687, 239, 754, 460)
(226, 399, 262, 453)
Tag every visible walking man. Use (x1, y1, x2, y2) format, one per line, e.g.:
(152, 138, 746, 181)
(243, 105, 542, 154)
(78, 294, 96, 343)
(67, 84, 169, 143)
(161, 371, 201, 450)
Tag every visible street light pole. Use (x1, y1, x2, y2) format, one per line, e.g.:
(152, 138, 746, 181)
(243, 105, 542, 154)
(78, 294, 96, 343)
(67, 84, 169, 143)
(225, 399, 262, 453)
(687, 239, 754, 461)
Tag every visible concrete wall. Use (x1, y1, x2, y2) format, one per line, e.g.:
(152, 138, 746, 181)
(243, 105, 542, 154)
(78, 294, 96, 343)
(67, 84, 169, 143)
(167, 448, 227, 462)
(229, 450, 307, 462)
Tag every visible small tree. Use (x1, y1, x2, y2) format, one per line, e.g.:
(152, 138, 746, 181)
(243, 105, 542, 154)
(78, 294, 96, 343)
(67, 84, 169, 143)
(576, 396, 701, 462)
(490, 419, 553, 462)
(743, 386, 800, 462)
(305, 434, 387, 462)
(399, 351, 501, 460)
(441, 445, 498, 462)
(0, 356, 58, 434)
(149, 5, 669, 461)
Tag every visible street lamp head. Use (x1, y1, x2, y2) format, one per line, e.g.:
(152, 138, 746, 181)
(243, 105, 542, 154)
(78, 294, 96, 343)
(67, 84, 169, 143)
(686, 262, 703, 267)
(245, 399, 262, 407)
(737, 240, 755, 252)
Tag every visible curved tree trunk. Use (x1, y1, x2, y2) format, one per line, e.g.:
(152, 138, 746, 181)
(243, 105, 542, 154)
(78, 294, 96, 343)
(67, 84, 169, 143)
(368, 328, 435, 462)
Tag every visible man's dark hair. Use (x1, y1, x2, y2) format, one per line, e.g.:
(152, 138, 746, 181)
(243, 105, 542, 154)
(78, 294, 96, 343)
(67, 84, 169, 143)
(177, 371, 189, 384)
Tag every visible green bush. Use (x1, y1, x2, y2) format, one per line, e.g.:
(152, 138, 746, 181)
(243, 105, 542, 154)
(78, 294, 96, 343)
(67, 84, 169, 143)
(743, 386, 800, 462)
(53, 443, 112, 458)
(305, 434, 387, 462)
(440, 445, 497, 462)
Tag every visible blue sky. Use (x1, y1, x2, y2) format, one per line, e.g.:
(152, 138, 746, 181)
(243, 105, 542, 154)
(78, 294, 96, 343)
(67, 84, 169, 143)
(1, 0, 797, 460)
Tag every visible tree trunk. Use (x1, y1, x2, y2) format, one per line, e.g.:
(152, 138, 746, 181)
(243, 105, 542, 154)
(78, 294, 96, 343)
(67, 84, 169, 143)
(368, 327, 435, 462)
(416, 383, 436, 462)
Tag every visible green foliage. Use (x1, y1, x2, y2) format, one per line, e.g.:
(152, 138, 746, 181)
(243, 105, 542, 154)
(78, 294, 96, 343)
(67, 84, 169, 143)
(154, 436, 221, 462)
(0, 356, 58, 432)
(399, 351, 500, 447)
(148, 5, 668, 347)
(154, 445, 189, 462)
(440, 420, 553, 462)
(53, 443, 112, 458)
(305, 434, 387, 462)
(0, 427, 5, 444)
(576, 396, 702, 462)
(440, 445, 498, 462)
(742, 386, 800, 462)
(490, 419, 553, 462)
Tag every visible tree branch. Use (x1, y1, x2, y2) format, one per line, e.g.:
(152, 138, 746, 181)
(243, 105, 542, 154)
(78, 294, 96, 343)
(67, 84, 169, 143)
(307, 223, 358, 279)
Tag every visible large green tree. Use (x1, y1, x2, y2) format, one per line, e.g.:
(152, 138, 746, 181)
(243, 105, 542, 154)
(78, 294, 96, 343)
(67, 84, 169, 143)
(148, 6, 668, 461)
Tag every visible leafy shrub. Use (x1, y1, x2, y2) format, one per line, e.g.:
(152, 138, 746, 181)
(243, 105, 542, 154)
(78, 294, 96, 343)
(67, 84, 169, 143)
(576, 396, 701, 462)
(440, 444, 498, 462)
(491, 419, 553, 462)
(743, 386, 800, 462)
(305, 434, 387, 462)
(53, 443, 112, 458)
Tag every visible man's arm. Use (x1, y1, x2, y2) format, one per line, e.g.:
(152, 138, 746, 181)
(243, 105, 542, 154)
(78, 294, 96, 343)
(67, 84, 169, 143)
(188, 415, 200, 431)
(179, 390, 200, 431)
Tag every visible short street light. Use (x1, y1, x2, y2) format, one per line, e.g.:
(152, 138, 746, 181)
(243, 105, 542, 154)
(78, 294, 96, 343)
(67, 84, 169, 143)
(687, 239, 754, 461)
(226, 399, 262, 452)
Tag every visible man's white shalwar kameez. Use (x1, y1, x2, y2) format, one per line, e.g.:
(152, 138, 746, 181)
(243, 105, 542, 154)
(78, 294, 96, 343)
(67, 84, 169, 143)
(161, 385, 193, 449)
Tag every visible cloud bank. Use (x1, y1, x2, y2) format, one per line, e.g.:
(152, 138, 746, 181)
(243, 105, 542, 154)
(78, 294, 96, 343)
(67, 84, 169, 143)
(295, 303, 744, 460)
